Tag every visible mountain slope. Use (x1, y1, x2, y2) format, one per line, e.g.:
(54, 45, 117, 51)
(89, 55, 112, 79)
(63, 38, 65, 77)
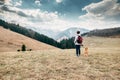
(0, 27, 57, 52)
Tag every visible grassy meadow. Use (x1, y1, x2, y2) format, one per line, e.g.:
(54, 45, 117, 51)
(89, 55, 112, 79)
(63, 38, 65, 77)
(0, 37, 120, 80)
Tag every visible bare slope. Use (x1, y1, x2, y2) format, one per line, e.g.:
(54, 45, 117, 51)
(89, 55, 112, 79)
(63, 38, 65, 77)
(0, 27, 57, 52)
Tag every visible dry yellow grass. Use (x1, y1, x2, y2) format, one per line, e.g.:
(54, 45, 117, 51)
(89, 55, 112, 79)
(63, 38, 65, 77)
(0, 37, 120, 80)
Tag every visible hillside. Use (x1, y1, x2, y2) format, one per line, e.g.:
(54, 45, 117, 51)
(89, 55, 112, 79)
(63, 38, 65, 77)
(0, 19, 75, 49)
(0, 37, 120, 80)
(0, 27, 58, 52)
(0, 19, 61, 48)
(85, 27, 120, 37)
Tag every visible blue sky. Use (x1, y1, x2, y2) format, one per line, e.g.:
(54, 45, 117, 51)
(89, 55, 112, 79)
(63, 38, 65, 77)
(0, 0, 120, 31)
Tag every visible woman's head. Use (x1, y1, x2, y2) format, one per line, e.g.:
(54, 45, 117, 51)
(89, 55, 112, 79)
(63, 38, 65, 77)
(77, 31, 80, 34)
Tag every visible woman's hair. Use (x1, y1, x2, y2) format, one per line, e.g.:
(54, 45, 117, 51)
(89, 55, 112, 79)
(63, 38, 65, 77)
(77, 31, 80, 34)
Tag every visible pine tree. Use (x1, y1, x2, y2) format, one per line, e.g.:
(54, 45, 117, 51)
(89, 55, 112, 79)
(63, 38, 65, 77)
(21, 44, 26, 51)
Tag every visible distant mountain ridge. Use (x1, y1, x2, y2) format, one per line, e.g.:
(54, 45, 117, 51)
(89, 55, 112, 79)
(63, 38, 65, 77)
(55, 27, 89, 42)
(26, 26, 89, 41)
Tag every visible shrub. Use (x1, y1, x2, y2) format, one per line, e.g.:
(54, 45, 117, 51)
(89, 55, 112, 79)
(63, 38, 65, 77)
(17, 49, 20, 52)
(27, 49, 32, 51)
(21, 44, 26, 51)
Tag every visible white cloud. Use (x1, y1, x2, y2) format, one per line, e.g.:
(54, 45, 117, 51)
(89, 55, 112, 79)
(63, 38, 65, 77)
(19, 9, 59, 22)
(0, 3, 99, 31)
(35, 0, 41, 6)
(1, 0, 120, 31)
(2, 0, 12, 5)
(0, 0, 22, 6)
(56, 0, 63, 3)
(14, 0, 22, 7)
(79, 0, 120, 29)
(0, 4, 59, 22)
(0, 4, 72, 31)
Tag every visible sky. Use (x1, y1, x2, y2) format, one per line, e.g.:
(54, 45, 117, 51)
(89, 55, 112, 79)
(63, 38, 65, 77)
(0, 0, 120, 31)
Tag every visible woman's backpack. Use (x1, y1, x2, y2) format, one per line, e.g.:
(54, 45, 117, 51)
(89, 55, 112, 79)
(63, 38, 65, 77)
(77, 36, 83, 43)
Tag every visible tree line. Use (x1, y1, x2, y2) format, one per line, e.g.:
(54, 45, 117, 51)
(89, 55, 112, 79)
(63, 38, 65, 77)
(0, 19, 75, 49)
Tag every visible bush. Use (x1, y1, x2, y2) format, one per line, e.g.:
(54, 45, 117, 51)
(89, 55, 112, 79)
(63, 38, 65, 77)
(21, 44, 26, 51)
(17, 49, 20, 52)
(27, 49, 32, 51)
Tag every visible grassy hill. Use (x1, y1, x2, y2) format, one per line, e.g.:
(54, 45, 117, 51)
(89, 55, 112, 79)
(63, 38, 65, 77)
(0, 37, 120, 80)
(0, 27, 58, 52)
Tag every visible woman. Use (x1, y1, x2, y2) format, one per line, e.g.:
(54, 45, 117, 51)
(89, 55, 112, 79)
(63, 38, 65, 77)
(74, 31, 83, 57)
